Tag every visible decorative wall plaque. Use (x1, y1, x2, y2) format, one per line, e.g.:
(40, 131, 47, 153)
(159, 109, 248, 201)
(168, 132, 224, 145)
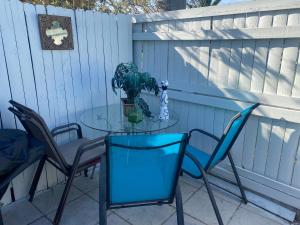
(38, 14, 74, 50)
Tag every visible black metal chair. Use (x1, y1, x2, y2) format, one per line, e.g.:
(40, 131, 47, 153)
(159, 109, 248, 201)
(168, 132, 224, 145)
(99, 133, 188, 225)
(182, 103, 259, 225)
(8, 100, 105, 225)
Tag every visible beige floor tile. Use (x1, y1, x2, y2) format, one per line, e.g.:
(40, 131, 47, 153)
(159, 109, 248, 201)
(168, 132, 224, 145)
(73, 174, 99, 193)
(240, 203, 291, 225)
(2, 199, 42, 225)
(180, 175, 204, 189)
(47, 195, 99, 225)
(115, 204, 175, 225)
(29, 217, 53, 225)
(107, 213, 131, 225)
(171, 180, 199, 207)
(163, 213, 206, 225)
(184, 189, 239, 225)
(87, 188, 99, 202)
(33, 183, 83, 215)
(228, 207, 289, 225)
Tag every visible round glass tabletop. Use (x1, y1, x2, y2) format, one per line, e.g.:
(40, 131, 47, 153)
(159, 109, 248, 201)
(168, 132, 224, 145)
(80, 104, 178, 134)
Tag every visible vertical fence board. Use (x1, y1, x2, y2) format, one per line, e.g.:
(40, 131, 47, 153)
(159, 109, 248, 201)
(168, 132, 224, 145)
(94, 13, 108, 107)
(0, 0, 25, 105)
(242, 116, 259, 170)
(10, 0, 38, 110)
(154, 41, 168, 81)
(265, 120, 286, 179)
(277, 123, 300, 184)
(0, 27, 14, 129)
(65, 8, 85, 116)
(277, 39, 299, 96)
(75, 9, 93, 110)
(208, 41, 220, 86)
(86, 11, 100, 108)
(252, 117, 272, 174)
(133, 41, 143, 70)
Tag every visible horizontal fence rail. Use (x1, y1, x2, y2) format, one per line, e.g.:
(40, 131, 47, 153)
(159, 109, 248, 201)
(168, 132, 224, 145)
(132, 0, 300, 23)
(133, 26, 300, 41)
(0, 0, 132, 205)
(132, 0, 300, 209)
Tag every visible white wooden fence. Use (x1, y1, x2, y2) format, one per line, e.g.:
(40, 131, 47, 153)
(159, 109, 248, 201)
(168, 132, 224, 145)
(133, 0, 300, 209)
(0, 0, 132, 204)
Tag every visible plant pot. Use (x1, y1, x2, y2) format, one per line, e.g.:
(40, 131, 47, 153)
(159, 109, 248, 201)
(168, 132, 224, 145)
(121, 98, 135, 117)
(128, 110, 144, 123)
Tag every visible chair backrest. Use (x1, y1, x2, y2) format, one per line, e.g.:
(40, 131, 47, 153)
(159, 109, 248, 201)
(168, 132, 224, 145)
(9, 100, 35, 114)
(105, 133, 188, 208)
(207, 103, 259, 169)
(8, 103, 69, 173)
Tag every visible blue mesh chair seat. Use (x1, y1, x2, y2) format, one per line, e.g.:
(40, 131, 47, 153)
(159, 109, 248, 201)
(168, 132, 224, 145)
(182, 145, 210, 178)
(99, 133, 188, 225)
(182, 104, 259, 225)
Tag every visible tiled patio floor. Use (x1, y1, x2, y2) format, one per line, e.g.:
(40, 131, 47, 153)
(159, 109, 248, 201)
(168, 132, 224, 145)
(2, 173, 292, 225)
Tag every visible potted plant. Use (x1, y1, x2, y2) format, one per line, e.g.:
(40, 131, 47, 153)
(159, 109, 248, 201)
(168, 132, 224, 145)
(112, 63, 159, 122)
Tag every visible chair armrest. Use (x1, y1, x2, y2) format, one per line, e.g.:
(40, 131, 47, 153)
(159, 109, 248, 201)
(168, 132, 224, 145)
(51, 123, 83, 139)
(188, 129, 220, 142)
(72, 136, 106, 169)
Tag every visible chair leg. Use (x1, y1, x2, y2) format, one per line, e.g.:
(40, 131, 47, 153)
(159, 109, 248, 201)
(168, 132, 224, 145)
(0, 209, 3, 225)
(199, 167, 224, 225)
(179, 170, 183, 176)
(175, 184, 184, 225)
(84, 169, 88, 177)
(29, 157, 46, 202)
(228, 153, 248, 204)
(99, 156, 107, 225)
(0, 184, 8, 225)
(90, 165, 97, 179)
(53, 168, 77, 225)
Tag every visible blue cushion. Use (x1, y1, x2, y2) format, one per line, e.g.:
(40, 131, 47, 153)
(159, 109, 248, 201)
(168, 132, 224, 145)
(182, 145, 211, 178)
(107, 133, 186, 205)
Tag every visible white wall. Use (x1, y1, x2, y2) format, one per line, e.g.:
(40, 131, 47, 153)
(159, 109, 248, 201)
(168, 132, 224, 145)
(0, 0, 132, 204)
(133, 0, 300, 209)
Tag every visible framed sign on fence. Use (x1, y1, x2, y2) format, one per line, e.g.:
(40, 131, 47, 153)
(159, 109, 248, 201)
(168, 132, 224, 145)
(38, 14, 74, 50)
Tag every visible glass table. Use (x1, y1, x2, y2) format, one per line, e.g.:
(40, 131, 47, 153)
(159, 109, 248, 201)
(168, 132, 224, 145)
(80, 104, 178, 134)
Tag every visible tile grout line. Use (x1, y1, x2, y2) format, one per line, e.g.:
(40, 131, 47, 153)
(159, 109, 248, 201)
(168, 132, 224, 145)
(25, 215, 45, 225)
(173, 186, 210, 225)
(160, 211, 176, 225)
(198, 185, 242, 206)
(239, 203, 292, 225)
(84, 191, 99, 203)
(180, 176, 205, 189)
(31, 184, 86, 218)
(110, 210, 135, 225)
(182, 211, 210, 225)
(179, 183, 241, 225)
(225, 202, 242, 225)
